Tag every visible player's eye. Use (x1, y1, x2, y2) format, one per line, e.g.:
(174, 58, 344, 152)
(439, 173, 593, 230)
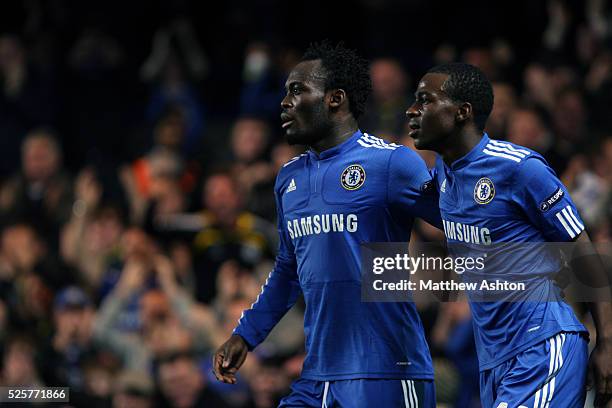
(290, 85, 301, 95)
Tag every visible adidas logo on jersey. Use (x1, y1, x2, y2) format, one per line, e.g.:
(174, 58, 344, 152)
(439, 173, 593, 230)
(286, 179, 297, 193)
(441, 179, 447, 193)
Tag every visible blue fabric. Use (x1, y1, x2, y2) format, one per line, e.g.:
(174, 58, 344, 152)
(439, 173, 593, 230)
(279, 377, 436, 408)
(234, 130, 441, 380)
(480, 332, 588, 408)
(434, 133, 588, 371)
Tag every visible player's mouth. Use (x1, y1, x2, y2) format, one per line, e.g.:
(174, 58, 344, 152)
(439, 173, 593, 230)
(408, 121, 420, 137)
(281, 113, 295, 129)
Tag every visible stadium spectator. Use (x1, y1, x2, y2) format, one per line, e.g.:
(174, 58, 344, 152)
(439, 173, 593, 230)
(240, 41, 299, 125)
(112, 369, 155, 408)
(522, 63, 557, 112)
(39, 286, 97, 390)
(551, 87, 588, 147)
(248, 359, 290, 408)
(486, 82, 518, 137)
(1, 335, 44, 388)
(61, 168, 125, 291)
(141, 19, 207, 158)
(121, 144, 188, 225)
(462, 47, 497, 80)
(156, 347, 232, 408)
(0, 35, 58, 178)
(562, 154, 610, 227)
(229, 117, 276, 218)
(94, 251, 219, 372)
(97, 226, 157, 302)
(506, 108, 552, 155)
(0, 222, 69, 339)
(192, 171, 276, 303)
(0, 129, 73, 248)
(360, 57, 410, 141)
(75, 356, 116, 407)
(93, 254, 154, 372)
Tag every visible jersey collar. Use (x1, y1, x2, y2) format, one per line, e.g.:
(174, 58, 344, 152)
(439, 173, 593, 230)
(308, 130, 363, 161)
(449, 133, 490, 170)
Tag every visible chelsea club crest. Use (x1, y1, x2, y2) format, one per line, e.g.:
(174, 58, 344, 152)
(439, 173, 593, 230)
(474, 177, 495, 204)
(341, 164, 366, 190)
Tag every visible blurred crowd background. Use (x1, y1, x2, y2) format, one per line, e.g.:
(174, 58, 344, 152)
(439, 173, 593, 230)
(0, 0, 611, 407)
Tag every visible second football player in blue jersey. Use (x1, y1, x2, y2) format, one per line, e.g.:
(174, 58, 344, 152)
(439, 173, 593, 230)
(407, 63, 612, 407)
(213, 42, 442, 407)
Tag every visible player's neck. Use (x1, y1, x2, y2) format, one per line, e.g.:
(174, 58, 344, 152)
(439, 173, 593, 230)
(441, 128, 483, 165)
(310, 117, 358, 154)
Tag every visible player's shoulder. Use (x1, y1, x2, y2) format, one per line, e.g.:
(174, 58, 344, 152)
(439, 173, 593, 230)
(354, 132, 425, 165)
(280, 152, 307, 172)
(481, 137, 548, 170)
(275, 153, 307, 190)
(481, 137, 555, 181)
(481, 137, 542, 163)
(354, 132, 402, 155)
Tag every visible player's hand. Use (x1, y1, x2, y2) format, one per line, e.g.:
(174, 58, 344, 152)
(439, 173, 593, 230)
(588, 340, 612, 407)
(152, 254, 177, 291)
(212, 334, 248, 384)
(117, 256, 148, 296)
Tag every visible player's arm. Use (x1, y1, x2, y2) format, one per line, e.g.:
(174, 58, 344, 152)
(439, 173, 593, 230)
(513, 157, 612, 406)
(387, 147, 442, 229)
(213, 180, 301, 384)
(572, 232, 612, 407)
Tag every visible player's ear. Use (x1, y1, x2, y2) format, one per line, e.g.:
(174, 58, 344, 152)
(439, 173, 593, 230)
(328, 89, 346, 109)
(456, 102, 473, 124)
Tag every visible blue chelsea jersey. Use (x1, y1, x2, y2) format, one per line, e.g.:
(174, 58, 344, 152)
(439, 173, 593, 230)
(434, 133, 587, 371)
(234, 130, 442, 381)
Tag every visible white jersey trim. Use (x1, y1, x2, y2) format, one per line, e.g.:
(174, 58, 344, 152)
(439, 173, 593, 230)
(483, 140, 531, 162)
(357, 133, 400, 150)
(555, 205, 584, 239)
(483, 148, 522, 162)
(283, 153, 307, 167)
(236, 271, 272, 327)
(533, 333, 565, 408)
(410, 380, 418, 407)
(489, 139, 531, 155)
(322, 381, 330, 408)
(485, 143, 528, 158)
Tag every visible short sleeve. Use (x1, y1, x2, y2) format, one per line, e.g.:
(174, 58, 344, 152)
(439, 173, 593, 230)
(512, 157, 585, 241)
(387, 147, 442, 229)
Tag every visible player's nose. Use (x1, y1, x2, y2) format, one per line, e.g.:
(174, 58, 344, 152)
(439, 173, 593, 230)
(405, 104, 419, 118)
(281, 95, 293, 110)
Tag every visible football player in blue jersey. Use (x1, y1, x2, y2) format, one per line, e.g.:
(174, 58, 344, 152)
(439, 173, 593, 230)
(212, 41, 442, 407)
(407, 62, 612, 407)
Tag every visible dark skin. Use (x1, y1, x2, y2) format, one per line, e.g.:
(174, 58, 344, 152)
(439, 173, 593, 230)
(213, 58, 358, 384)
(280, 59, 358, 153)
(406, 72, 482, 164)
(407, 72, 612, 406)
